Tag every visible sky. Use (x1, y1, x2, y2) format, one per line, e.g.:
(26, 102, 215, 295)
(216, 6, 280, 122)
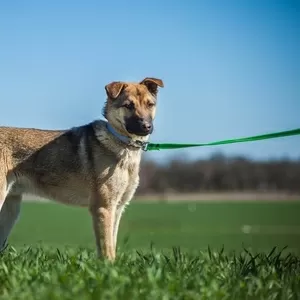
(0, 0, 299, 162)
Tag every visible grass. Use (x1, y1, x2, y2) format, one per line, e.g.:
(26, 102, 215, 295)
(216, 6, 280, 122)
(10, 201, 300, 252)
(1, 200, 300, 299)
(1, 246, 300, 299)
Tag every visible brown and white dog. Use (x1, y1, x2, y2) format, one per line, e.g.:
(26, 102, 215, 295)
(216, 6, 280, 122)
(0, 77, 164, 261)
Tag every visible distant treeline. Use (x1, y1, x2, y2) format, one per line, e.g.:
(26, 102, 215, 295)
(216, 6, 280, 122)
(137, 153, 300, 194)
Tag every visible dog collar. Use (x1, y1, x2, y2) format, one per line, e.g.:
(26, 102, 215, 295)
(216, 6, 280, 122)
(106, 122, 149, 150)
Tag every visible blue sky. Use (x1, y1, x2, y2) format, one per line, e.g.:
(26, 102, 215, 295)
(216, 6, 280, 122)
(0, 0, 299, 161)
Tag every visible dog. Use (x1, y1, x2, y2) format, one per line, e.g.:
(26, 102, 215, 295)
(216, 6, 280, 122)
(0, 77, 164, 261)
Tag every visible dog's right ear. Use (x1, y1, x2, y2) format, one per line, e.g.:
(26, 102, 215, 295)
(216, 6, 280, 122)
(105, 82, 127, 99)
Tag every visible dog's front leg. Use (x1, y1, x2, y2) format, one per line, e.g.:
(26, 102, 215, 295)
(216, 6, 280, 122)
(113, 205, 125, 253)
(113, 194, 135, 252)
(89, 191, 116, 261)
(113, 178, 139, 253)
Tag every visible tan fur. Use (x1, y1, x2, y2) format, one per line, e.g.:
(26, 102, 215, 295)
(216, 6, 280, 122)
(0, 77, 164, 261)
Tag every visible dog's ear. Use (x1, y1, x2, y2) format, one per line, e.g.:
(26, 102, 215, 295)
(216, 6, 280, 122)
(105, 81, 127, 99)
(140, 77, 164, 96)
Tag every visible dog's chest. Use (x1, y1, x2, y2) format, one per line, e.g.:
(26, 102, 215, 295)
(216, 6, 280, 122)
(89, 153, 140, 206)
(100, 155, 139, 190)
(117, 149, 140, 168)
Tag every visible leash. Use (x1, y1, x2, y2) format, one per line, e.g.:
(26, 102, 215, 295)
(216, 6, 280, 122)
(145, 128, 300, 151)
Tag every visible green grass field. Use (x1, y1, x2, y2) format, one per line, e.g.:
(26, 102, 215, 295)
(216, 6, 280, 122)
(10, 201, 300, 252)
(1, 200, 300, 299)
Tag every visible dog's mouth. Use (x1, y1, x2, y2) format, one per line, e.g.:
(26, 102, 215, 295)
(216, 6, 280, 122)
(126, 127, 152, 137)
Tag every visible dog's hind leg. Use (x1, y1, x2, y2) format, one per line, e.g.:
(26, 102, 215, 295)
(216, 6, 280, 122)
(0, 177, 7, 212)
(0, 193, 22, 253)
(0, 176, 8, 252)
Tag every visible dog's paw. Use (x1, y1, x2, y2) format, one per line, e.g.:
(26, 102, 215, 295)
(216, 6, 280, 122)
(0, 239, 8, 254)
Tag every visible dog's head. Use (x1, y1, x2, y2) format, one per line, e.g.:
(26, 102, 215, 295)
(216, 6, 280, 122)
(103, 77, 164, 138)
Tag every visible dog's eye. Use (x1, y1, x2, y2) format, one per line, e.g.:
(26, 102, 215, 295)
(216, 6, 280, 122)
(123, 102, 134, 110)
(147, 102, 155, 109)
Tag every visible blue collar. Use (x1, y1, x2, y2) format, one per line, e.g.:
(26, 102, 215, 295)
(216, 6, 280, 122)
(106, 122, 149, 150)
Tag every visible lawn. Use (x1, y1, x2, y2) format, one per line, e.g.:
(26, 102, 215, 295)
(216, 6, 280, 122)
(1, 200, 300, 299)
(9, 200, 300, 252)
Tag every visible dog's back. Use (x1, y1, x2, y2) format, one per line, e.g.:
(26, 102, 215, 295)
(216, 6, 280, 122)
(0, 126, 64, 167)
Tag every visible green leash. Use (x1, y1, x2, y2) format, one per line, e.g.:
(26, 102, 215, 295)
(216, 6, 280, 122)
(146, 128, 300, 151)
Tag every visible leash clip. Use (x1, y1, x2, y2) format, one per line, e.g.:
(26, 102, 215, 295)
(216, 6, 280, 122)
(132, 140, 149, 151)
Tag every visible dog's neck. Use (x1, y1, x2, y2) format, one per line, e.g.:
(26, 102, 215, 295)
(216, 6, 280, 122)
(106, 122, 149, 151)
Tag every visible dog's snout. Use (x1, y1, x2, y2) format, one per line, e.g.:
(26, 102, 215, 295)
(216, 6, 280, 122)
(125, 116, 153, 136)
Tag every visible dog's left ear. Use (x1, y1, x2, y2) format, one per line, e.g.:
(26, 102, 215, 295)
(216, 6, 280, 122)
(140, 77, 164, 96)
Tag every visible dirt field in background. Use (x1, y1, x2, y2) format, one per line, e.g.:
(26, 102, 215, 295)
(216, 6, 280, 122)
(22, 192, 300, 203)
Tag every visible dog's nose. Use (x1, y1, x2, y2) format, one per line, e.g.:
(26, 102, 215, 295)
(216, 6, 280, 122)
(141, 122, 152, 132)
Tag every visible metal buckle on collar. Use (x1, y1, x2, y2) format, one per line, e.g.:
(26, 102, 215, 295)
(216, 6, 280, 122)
(130, 140, 149, 151)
